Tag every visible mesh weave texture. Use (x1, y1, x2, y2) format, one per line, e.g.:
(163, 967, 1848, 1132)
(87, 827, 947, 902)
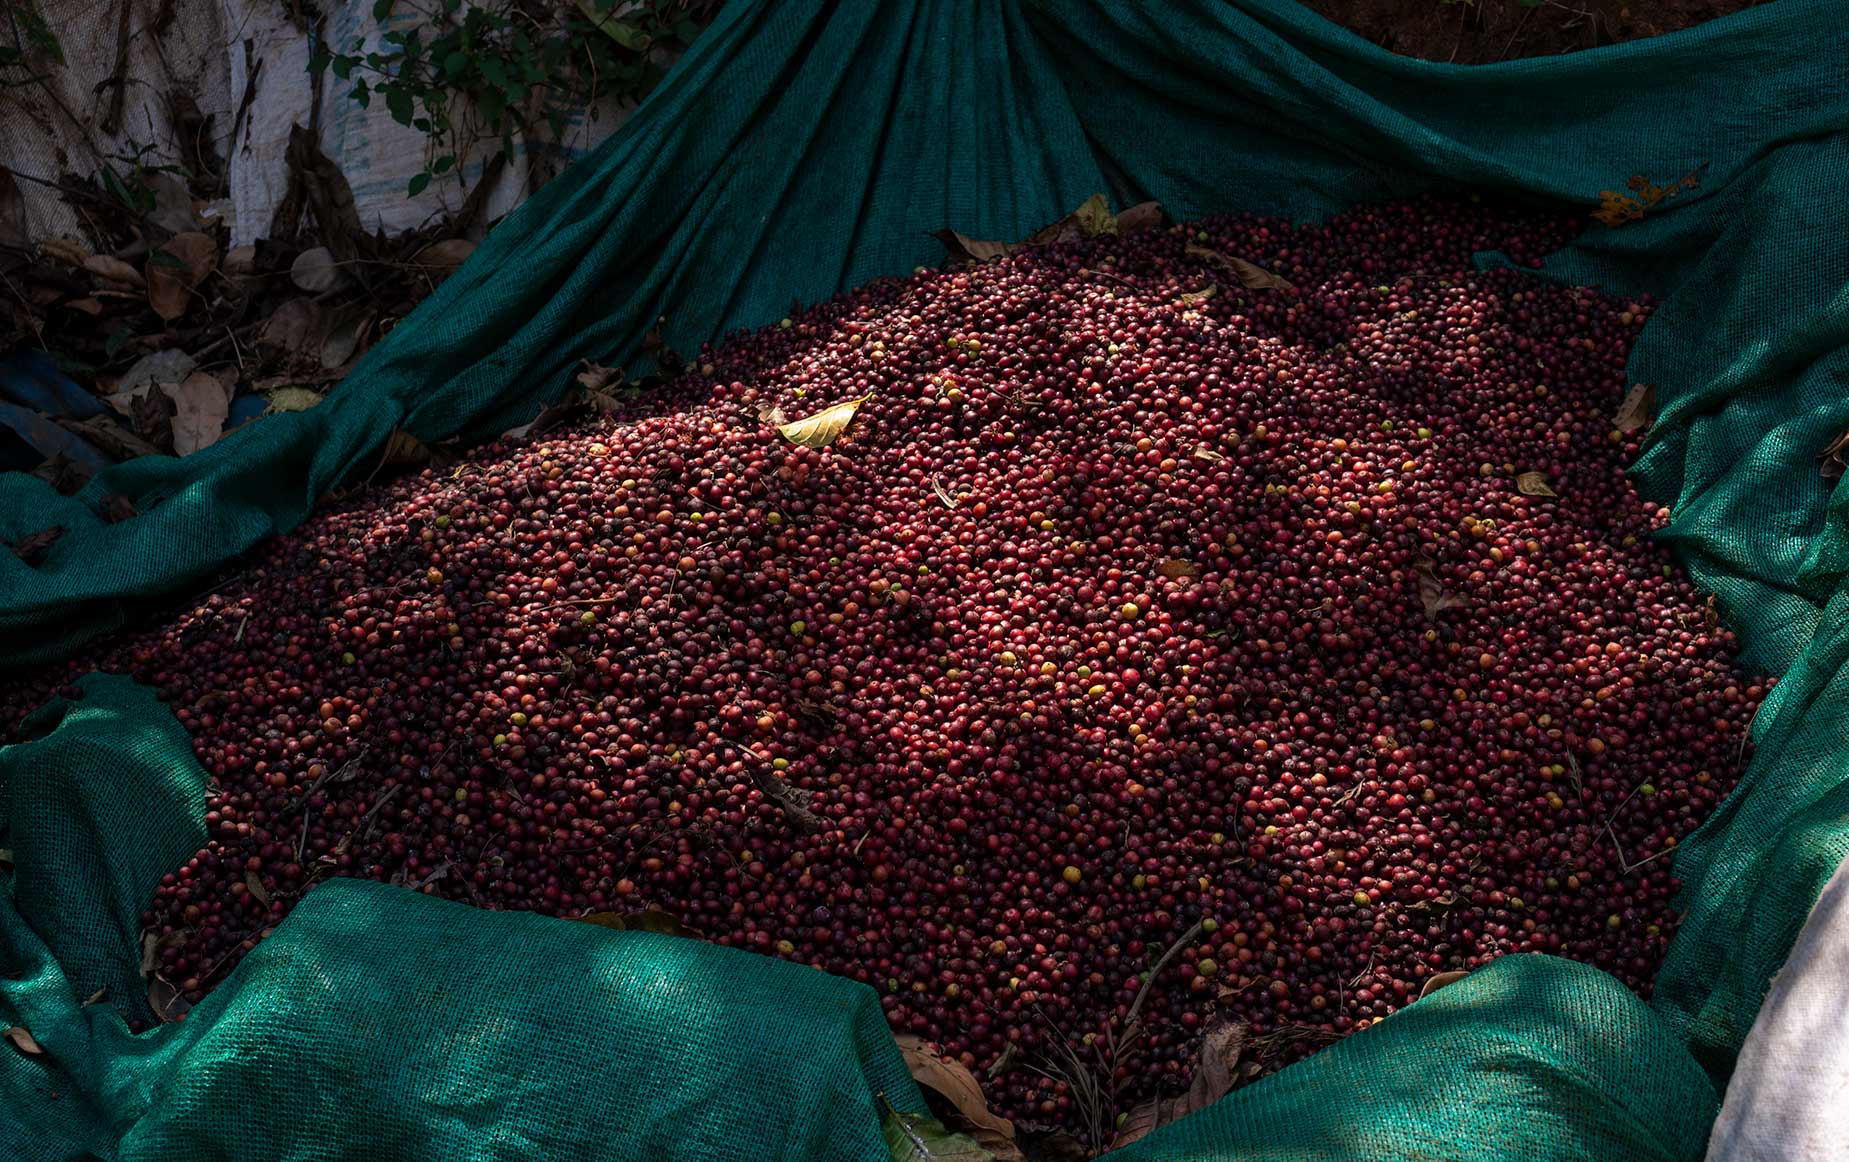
(2, 1, 1847, 1157)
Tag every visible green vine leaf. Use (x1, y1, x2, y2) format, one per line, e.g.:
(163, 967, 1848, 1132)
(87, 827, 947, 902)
(313, 0, 720, 204)
(385, 87, 415, 126)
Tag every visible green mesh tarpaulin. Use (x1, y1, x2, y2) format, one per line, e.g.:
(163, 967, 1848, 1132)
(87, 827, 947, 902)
(2, 0, 1847, 1157)
(0, 677, 921, 1162)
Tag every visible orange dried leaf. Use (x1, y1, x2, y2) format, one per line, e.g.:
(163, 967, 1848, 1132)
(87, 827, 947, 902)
(4, 1027, 43, 1056)
(1112, 1018, 1247, 1148)
(1420, 969, 1470, 999)
(1613, 382, 1656, 435)
(1416, 557, 1468, 621)
(1185, 245, 1294, 291)
(777, 394, 871, 449)
(1516, 472, 1558, 498)
(895, 1035, 1023, 1161)
(1821, 431, 1849, 485)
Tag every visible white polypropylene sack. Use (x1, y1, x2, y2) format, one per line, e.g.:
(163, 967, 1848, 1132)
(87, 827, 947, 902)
(1706, 853, 1849, 1161)
(2, 0, 640, 248)
(0, 0, 231, 241)
(226, 0, 634, 247)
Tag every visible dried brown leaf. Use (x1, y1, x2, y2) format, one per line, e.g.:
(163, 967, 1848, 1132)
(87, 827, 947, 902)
(0, 167, 24, 251)
(55, 413, 164, 460)
(1184, 1018, 1248, 1108)
(413, 238, 476, 277)
(1191, 446, 1226, 463)
(1419, 969, 1469, 999)
(84, 254, 145, 287)
(39, 238, 91, 267)
(576, 361, 620, 393)
(1115, 201, 1164, 234)
(937, 196, 1154, 264)
(985, 1043, 1015, 1081)
(117, 349, 198, 395)
(145, 172, 199, 235)
(147, 232, 218, 322)
(99, 494, 138, 523)
(1515, 471, 1558, 498)
(933, 230, 1014, 264)
(895, 1035, 1024, 1161)
(33, 454, 91, 495)
(1113, 1102, 1163, 1151)
(1416, 556, 1468, 622)
(266, 387, 326, 414)
(1592, 168, 1702, 228)
(502, 393, 589, 441)
(1222, 258, 1292, 292)
(1156, 559, 1200, 580)
(1613, 382, 1655, 435)
(243, 869, 272, 908)
(320, 307, 375, 370)
(1072, 193, 1116, 237)
(1112, 1017, 1247, 1148)
(755, 768, 823, 832)
(755, 402, 788, 427)
(882, 1105, 994, 1162)
(289, 246, 345, 293)
(777, 394, 871, 449)
(1022, 198, 1102, 248)
(1176, 285, 1217, 306)
(574, 908, 700, 937)
(7, 526, 65, 565)
(1821, 431, 1849, 486)
(259, 298, 325, 357)
(162, 371, 231, 456)
(1028, 1134, 1089, 1162)
(381, 429, 429, 466)
(3, 1027, 43, 1056)
(286, 125, 365, 261)
(627, 908, 699, 937)
(148, 974, 191, 1023)
(141, 930, 168, 977)
(128, 390, 174, 449)
(222, 245, 258, 278)
(1185, 244, 1295, 292)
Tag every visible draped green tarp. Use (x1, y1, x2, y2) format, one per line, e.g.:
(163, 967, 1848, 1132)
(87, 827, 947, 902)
(3, 1, 1846, 1156)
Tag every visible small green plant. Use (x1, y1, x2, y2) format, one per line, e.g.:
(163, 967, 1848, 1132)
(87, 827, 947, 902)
(0, 1, 63, 75)
(309, 0, 720, 197)
(97, 140, 191, 218)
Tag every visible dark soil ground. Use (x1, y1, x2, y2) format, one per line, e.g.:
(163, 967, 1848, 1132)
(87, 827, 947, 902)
(1298, 0, 1774, 64)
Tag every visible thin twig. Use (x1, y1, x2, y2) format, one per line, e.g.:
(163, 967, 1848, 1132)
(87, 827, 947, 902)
(1496, 4, 1534, 62)
(3, 166, 131, 215)
(1606, 822, 1675, 874)
(100, 0, 134, 135)
(1125, 916, 1207, 1042)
